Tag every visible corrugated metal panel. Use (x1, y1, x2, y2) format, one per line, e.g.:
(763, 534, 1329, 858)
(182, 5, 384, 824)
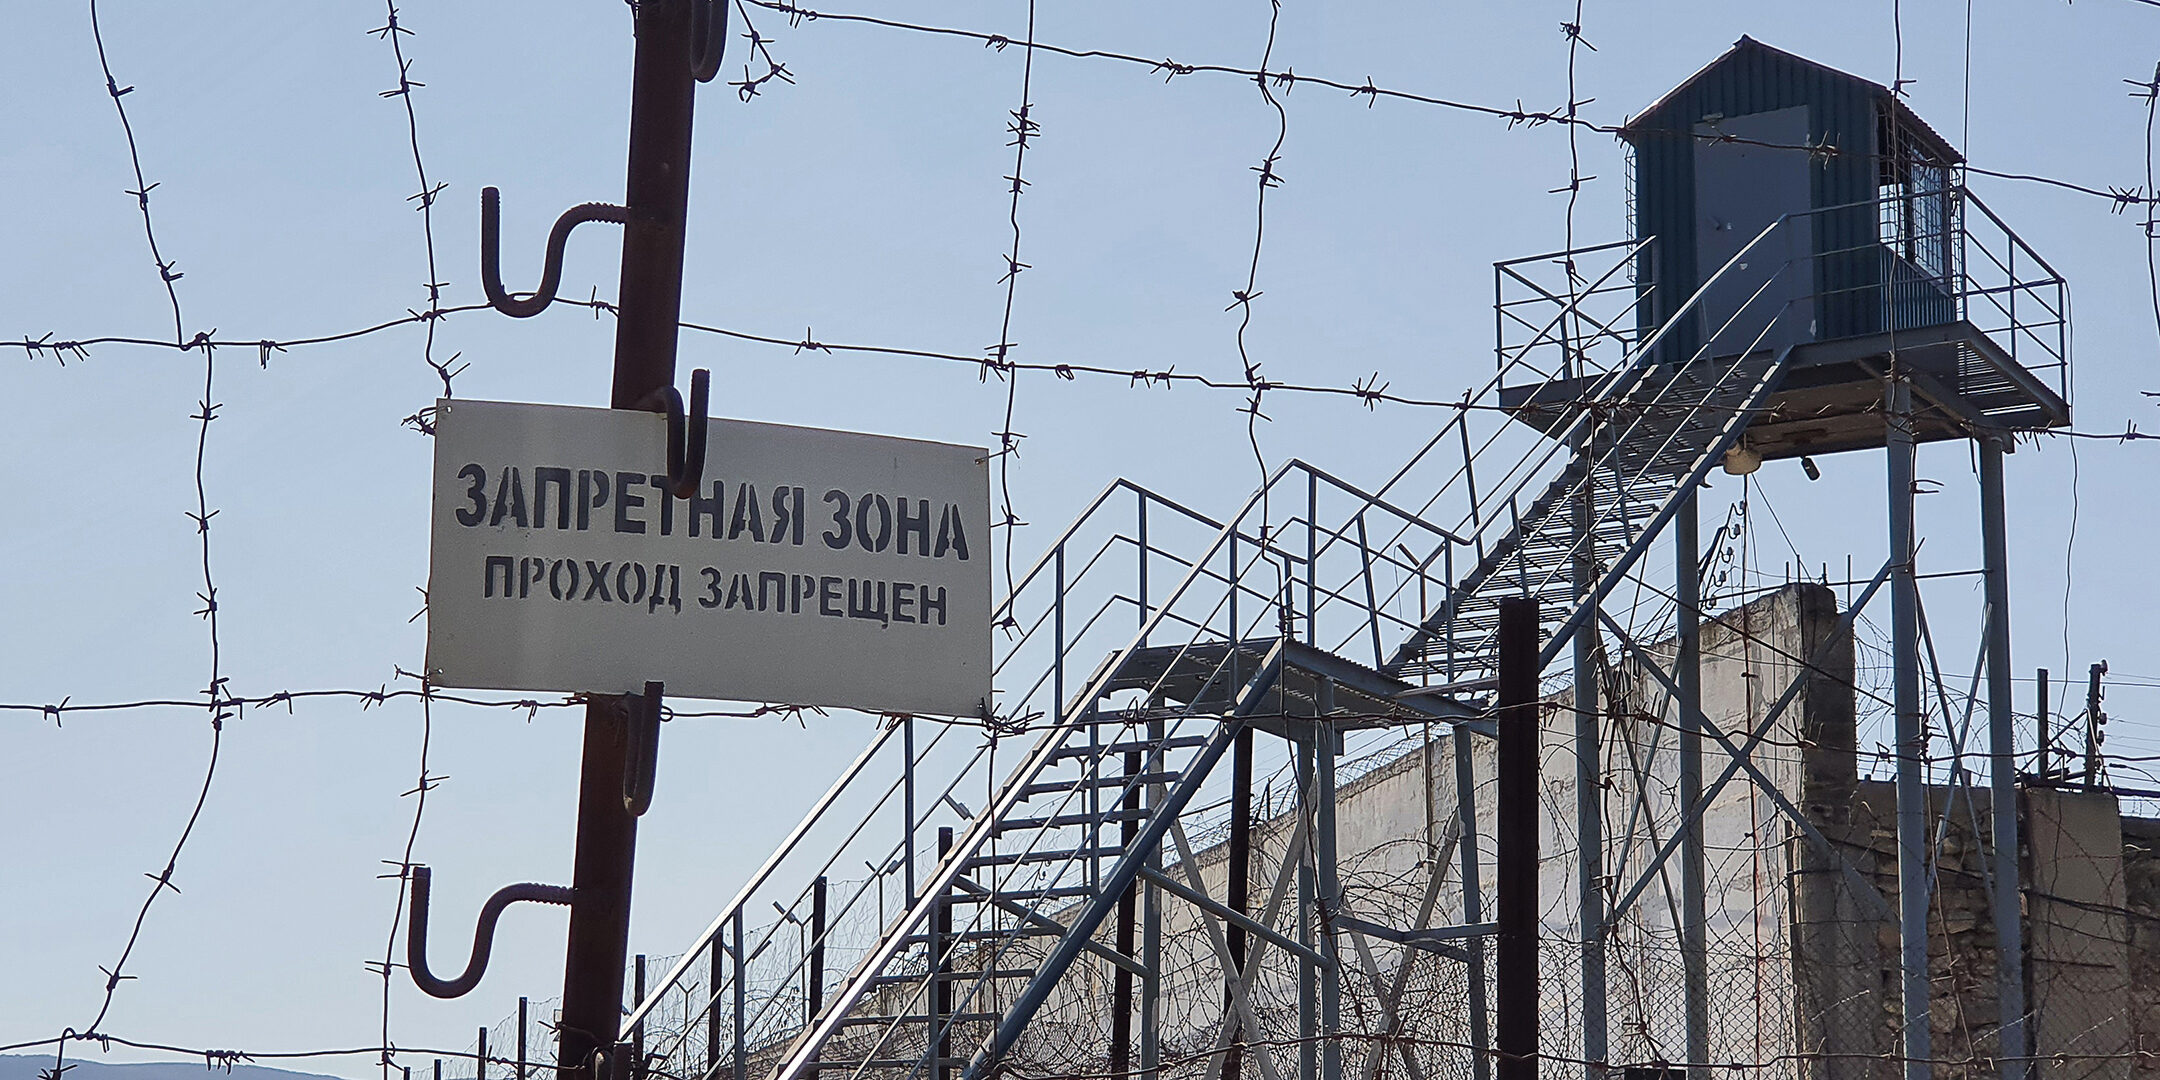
(1626, 38, 1932, 359)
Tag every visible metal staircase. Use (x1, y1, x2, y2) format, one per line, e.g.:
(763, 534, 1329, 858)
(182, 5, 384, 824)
(617, 216, 1832, 1080)
(1381, 341, 1795, 683)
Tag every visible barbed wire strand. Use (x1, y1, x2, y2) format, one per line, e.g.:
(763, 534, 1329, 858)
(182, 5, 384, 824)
(60, 4, 227, 1077)
(735, 0, 2154, 209)
(367, 11, 453, 1073)
(1556, 5, 1593, 371)
(19, 294, 2160, 440)
(2131, 61, 2160, 360)
(370, 670, 437, 1080)
(728, 0, 796, 103)
(984, 0, 1040, 604)
(19, 1024, 2160, 1077)
(1233, 0, 1289, 625)
(2, 686, 820, 723)
(372, 3, 461, 407)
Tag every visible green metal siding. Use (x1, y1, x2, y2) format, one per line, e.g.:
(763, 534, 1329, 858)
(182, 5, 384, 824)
(1626, 41, 1888, 361)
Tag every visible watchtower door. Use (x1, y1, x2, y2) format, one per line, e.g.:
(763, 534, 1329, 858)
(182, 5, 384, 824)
(1693, 105, 1815, 357)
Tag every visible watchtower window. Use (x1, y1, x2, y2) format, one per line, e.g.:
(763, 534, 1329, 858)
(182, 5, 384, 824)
(1877, 109, 1958, 285)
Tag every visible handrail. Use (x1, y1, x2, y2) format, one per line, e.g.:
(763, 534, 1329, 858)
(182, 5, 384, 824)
(623, 720, 902, 1032)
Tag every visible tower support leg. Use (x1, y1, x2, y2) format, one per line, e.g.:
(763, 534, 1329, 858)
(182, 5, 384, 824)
(1572, 449, 1606, 1079)
(1887, 376, 1932, 1080)
(1456, 728, 1491, 1080)
(1979, 439, 2026, 1080)
(1676, 493, 1710, 1080)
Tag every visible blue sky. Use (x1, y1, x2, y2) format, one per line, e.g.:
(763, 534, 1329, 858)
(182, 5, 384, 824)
(4, 0, 2157, 1075)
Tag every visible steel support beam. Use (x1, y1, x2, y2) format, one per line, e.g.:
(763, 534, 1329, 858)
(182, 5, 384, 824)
(1112, 749, 1141, 1080)
(1317, 678, 1344, 1080)
(1888, 376, 1932, 1080)
(1223, 726, 1256, 1080)
(1979, 440, 2027, 1080)
(1139, 865, 1329, 969)
(1571, 441, 1606, 1079)
(1165, 819, 1289, 1080)
(1298, 740, 1319, 1080)
(1142, 716, 1166, 1080)
(1455, 727, 1491, 1080)
(1352, 812, 1461, 1080)
(1675, 494, 1710, 1080)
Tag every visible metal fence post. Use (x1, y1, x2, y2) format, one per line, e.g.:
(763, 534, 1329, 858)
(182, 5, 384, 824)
(631, 955, 645, 1080)
(558, 4, 701, 1077)
(1495, 598, 1539, 1080)
(732, 908, 747, 1080)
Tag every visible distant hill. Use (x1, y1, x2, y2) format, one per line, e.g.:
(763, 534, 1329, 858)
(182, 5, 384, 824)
(0, 1055, 352, 1080)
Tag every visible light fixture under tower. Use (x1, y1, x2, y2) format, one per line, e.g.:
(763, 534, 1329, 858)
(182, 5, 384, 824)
(1722, 443, 1763, 475)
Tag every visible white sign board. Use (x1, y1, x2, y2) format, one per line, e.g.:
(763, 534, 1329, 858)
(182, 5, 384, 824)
(426, 398, 992, 718)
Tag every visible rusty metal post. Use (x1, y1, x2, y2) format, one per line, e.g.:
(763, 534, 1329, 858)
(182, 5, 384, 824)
(2036, 668, 2051, 779)
(556, 3, 700, 1078)
(1495, 598, 1539, 1080)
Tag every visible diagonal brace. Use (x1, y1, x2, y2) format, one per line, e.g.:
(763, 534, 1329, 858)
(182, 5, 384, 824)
(1605, 611, 1893, 922)
(1601, 558, 1895, 927)
(1139, 864, 1328, 968)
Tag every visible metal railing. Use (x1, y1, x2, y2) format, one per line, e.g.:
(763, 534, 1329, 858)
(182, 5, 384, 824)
(613, 181, 2073, 1080)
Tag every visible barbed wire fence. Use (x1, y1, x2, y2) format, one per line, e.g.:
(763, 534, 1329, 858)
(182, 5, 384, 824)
(12, 1, 2160, 1078)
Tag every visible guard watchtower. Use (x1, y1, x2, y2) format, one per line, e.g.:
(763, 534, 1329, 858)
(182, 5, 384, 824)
(1500, 35, 2070, 456)
(1483, 36, 2071, 1080)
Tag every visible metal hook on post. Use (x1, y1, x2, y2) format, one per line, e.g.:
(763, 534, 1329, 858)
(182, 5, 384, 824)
(637, 369, 710, 498)
(623, 680, 664, 817)
(406, 865, 574, 999)
(480, 187, 632, 319)
(688, 0, 728, 83)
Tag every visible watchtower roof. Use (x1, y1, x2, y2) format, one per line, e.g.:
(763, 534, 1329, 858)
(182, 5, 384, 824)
(1619, 36, 1962, 166)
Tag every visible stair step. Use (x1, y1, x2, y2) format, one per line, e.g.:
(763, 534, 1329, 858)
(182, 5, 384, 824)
(994, 809, 1150, 833)
(1047, 735, 1209, 762)
(834, 1012, 1001, 1029)
(868, 967, 1039, 988)
(964, 845, 1125, 869)
(803, 1060, 973, 1071)
(970, 885, 1096, 903)
(1019, 773, 1178, 800)
(900, 926, 1060, 945)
